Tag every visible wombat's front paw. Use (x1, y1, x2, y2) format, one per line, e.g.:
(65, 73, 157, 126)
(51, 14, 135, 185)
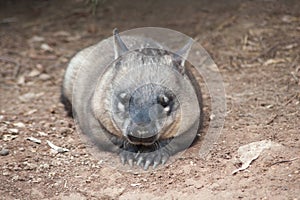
(135, 149, 170, 170)
(119, 149, 170, 170)
(119, 150, 137, 167)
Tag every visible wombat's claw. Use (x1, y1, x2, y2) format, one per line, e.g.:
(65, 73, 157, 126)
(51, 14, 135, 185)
(119, 151, 135, 167)
(136, 156, 144, 167)
(136, 150, 170, 170)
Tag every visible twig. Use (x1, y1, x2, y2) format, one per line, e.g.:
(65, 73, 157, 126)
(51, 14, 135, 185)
(250, 43, 280, 62)
(291, 55, 299, 68)
(291, 72, 299, 82)
(0, 56, 21, 78)
(216, 15, 237, 31)
(0, 17, 18, 24)
(268, 157, 299, 167)
(266, 114, 278, 125)
(250, 40, 299, 63)
(47, 140, 69, 153)
(284, 94, 298, 106)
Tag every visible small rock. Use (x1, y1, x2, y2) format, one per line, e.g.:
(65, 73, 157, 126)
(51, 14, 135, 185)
(39, 73, 51, 81)
(281, 15, 297, 23)
(102, 187, 125, 199)
(32, 177, 42, 183)
(3, 171, 10, 176)
(29, 36, 45, 43)
(58, 127, 72, 136)
(28, 69, 41, 77)
(53, 31, 71, 37)
(60, 57, 69, 63)
(24, 162, 38, 170)
(85, 179, 91, 183)
(47, 140, 69, 153)
(130, 183, 141, 187)
(36, 63, 44, 70)
(0, 148, 9, 156)
(210, 183, 222, 190)
(41, 43, 54, 52)
(24, 109, 38, 116)
(13, 122, 25, 128)
(17, 76, 26, 85)
(66, 35, 81, 42)
(38, 131, 48, 136)
(19, 147, 25, 152)
(40, 163, 50, 169)
(2, 121, 10, 125)
(190, 161, 196, 166)
(3, 134, 18, 141)
(8, 128, 19, 134)
(185, 178, 204, 189)
(27, 137, 41, 144)
(19, 93, 36, 102)
(1, 17, 17, 24)
(12, 175, 19, 181)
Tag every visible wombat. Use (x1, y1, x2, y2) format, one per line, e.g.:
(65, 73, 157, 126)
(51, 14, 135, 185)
(61, 29, 203, 170)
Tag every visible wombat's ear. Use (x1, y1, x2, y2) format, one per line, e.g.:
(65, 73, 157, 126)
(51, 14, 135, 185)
(113, 28, 129, 59)
(174, 39, 193, 74)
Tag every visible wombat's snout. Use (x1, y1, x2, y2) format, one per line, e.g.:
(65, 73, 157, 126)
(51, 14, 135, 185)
(126, 117, 159, 145)
(123, 84, 170, 145)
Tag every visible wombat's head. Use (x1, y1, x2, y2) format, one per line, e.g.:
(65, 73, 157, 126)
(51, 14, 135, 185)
(113, 83, 180, 145)
(108, 29, 193, 146)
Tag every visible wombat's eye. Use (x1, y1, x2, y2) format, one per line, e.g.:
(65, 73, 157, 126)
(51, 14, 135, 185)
(157, 94, 170, 108)
(118, 92, 129, 104)
(117, 102, 125, 112)
(116, 92, 129, 112)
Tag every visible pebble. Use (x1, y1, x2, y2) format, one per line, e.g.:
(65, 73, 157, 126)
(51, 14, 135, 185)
(47, 140, 69, 153)
(24, 109, 38, 116)
(17, 75, 25, 85)
(19, 147, 25, 151)
(38, 131, 48, 136)
(19, 92, 44, 103)
(28, 69, 41, 77)
(13, 122, 25, 128)
(3, 134, 18, 141)
(27, 137, 41, 144)
(130, 183, 141, 187)
(40, 43, 54, 52)
(12, 175, 19, 181)
(19, 93, 36, 102)
(8, 128, 19, 134)
(58, 127, 72, 136)
(28, 35, 45, 43)
(210, 114, 216, 120)
(39, 73, 51, 81)
(3, 171, 10, 176)
(53, 30, 71, 37)
(0, 148, 9, 156)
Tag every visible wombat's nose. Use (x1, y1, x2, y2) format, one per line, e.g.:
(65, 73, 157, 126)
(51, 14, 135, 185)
(126, 121, 158, 145)
(128, 124, 158, 138)
(127, 125, 158, 145)
(132, 109, 151, 125)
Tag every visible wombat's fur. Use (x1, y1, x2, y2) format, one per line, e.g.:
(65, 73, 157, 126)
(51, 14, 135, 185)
(61, 29, 203, 170)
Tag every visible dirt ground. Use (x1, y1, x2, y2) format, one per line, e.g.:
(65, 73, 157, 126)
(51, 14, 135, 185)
(1, 0, 300, 199)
